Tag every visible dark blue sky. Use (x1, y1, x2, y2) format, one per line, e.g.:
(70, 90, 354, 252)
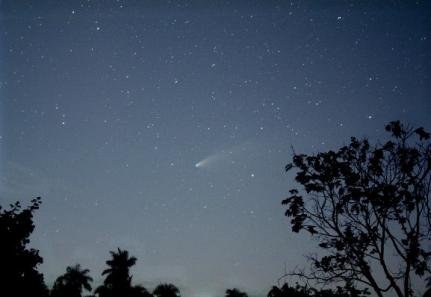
(0, 1, 430, 296)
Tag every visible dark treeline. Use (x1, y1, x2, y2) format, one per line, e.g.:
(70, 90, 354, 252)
(1, 197, 365, 297)
(1, 121, 431, 297)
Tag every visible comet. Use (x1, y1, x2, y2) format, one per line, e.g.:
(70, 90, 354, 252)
(194, 147, 238, 169)
(194, 141, 256, 169)
(195, 160, 207, 168)
(194, 155, 216, 168)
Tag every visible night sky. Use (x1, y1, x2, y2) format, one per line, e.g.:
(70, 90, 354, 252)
(0, 1, 430, 296)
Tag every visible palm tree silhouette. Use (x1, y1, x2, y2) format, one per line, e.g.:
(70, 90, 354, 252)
(153, 284, 181, 297)
(225, 288, 248, 297)
(103, 248, 136, 289)
(95, 248, 149, 297)
(51, 264, 93, 297)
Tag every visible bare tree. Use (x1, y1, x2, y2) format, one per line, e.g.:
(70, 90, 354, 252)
(282, 121, 431, 297)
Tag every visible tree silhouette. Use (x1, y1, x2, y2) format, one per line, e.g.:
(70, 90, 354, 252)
(153, 284, 181, 297)
(51, 264, 93, 297)
(225, 288, 248, 297)
(95, 248, 150, 297)
(268, 285, 285, 297)
(268, 283, 310, 297)
(0, 197, 49, 297)
(267, 283, 366, 297)
(131, 285, 154, 297)
(282, 121, 431, 297)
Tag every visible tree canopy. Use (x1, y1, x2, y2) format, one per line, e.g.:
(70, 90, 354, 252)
(282, 121, 431, 297)
(0, 197, 49, 297)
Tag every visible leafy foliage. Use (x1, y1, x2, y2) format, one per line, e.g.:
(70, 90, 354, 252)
(0, 197, 49, 297)
(282, 121, 431, 297)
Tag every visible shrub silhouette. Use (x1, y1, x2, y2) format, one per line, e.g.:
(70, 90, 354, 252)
(268, 283, 309, 297)
(282, 121, 431, 297)
(225, 288, 248, 297)
(0, 197, 49, 297)
(130, 285, 154, 297)
(51, 264, 93, 297)
(267, 282, 367, 297)
(153, 284, 181, 297)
